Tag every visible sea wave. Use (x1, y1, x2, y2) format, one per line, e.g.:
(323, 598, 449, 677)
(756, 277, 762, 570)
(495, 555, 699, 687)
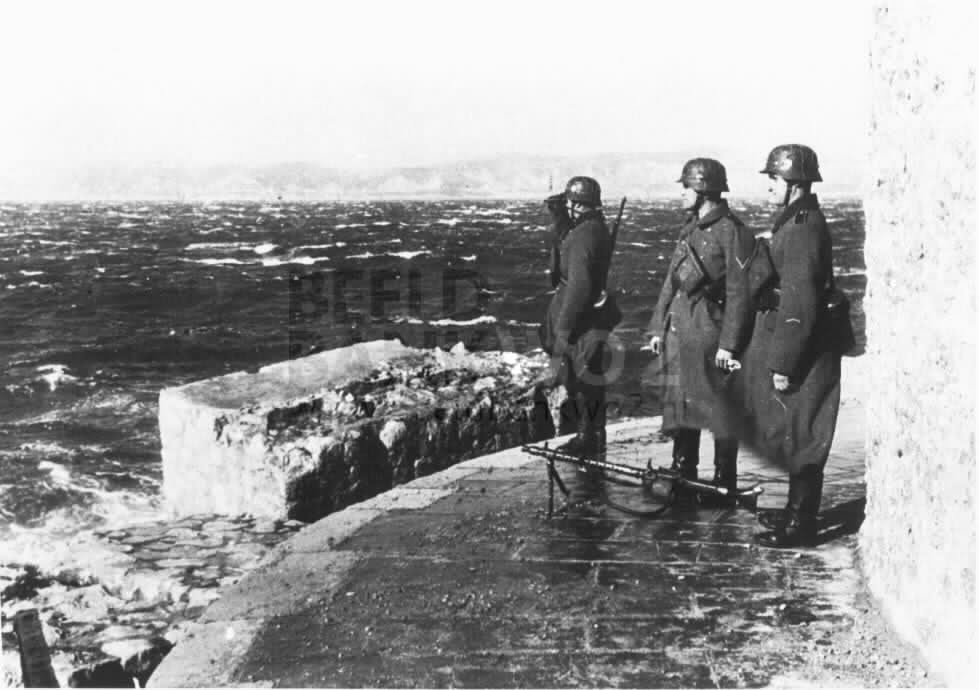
(186, 258, 247, 266)
(297, 242, 346, 250)
(36, 365, 79, 391)
(260, 256, 330, 267)
(429, 315, 498, 326)
(185, 242, 254, 251)
(388, 250, 428, 260)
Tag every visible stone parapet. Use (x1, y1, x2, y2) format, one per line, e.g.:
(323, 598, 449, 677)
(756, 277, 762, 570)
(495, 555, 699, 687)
(160, 340, 562, 521)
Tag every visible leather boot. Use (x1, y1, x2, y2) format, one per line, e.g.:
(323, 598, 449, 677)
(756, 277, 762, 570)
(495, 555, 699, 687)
(555, 393, 604, 459)
(757, 509, 787, 530)
(755, 511, 817, 548)
(699, 438, 738, 508)
(669, 428, 700, 504)
(755, 466, 822, 548)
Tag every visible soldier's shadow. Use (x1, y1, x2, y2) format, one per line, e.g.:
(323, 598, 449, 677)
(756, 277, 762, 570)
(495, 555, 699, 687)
(814, 497, 866, 545)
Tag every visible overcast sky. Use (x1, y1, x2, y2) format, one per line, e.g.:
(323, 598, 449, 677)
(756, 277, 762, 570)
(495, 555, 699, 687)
(1, 0, 870, 180)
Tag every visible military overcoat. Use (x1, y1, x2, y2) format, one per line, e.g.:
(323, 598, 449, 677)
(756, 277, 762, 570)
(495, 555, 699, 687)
(646, 201, 755, 437)
(737, 194, 842, 473)
(540, 209, 616, 381)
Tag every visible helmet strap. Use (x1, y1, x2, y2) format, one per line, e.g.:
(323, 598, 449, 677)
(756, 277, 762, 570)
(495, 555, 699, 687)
(782, 182, 793, 208)
(691, 192, 705, 216)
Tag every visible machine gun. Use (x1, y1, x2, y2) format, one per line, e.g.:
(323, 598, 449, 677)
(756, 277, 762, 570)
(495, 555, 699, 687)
(522, 442, 763, 518)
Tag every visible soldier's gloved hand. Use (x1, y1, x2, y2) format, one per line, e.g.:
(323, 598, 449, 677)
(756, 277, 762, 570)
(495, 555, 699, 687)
(649, 336, 661, 356)
(544, 192, 566, 211)
(772, 373, 791, 391)
(545, 193, 570, 224)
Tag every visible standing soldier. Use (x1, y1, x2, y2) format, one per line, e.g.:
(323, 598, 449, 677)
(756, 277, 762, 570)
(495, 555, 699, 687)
(745, 144, 852, 547)
(647, 159, 755, 501)
(540, 176, 618, 457)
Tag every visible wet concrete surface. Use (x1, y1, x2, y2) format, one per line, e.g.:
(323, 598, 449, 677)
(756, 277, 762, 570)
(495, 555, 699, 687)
(231, 427, 868, 686)
(151, 410, 936, 688)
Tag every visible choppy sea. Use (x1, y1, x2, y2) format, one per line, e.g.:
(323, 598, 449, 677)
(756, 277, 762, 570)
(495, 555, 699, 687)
(0, 199, 865, 568)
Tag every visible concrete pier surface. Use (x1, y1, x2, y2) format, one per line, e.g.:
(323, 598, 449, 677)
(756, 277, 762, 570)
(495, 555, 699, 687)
(149, 396, 936, 687)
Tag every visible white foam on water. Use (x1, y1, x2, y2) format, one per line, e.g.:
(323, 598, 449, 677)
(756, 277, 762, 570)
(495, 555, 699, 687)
(371, 221, 393, 227)
(335, 223, 366, 229)
(0, 485, 163, 576)
(437, 218, 463, 227)
(36, 364, 78, 391)
(261, 256, 331, 267)
(429, 315, 498, 326)
(13, 391, 151, 427)
(347, 251, 376, 259)
(186, 258, 248, 266)
(38, 460, 73, 485)
(253, 243, 278, 255)
(624, 242, 651, 248)
(388, 250, 428, 260)
(297, 242, 346, 250)
(461, 255, 477, 261)
(19, 270, 44, 276)
(19, 441, 75, 456)
(185, 242, 253, 251)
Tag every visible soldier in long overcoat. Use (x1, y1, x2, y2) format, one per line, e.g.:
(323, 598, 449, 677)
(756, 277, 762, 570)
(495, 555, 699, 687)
(540, 176, 618, 457)
(646, 159, 755, 498)
(740, 144, 851, 548)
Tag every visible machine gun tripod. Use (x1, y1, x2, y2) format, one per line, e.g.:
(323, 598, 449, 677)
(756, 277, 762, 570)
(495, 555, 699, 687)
(522, 442, 763, 518)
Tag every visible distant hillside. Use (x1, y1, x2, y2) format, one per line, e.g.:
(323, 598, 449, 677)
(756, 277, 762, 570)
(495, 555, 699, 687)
(2, 153, 861, 201)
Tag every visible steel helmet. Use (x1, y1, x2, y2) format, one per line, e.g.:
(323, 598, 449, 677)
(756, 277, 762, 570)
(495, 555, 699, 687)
(677, 158, 729, 193)
(759, 144, 823, 182)
(564, 176, 602, 206)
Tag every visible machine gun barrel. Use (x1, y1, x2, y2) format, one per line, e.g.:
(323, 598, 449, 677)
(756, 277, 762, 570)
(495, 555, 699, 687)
(522, 444, 648, 480)
(522, 444, 735, 496)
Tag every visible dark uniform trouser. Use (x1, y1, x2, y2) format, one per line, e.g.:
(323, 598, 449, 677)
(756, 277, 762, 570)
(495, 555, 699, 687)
(671, 429, 739, 491)
(558, 331, 608, 447)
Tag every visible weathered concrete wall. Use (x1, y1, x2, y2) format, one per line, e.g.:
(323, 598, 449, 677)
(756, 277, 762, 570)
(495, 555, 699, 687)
(863, 3, 976, 685)
(160, 340, 563, 521)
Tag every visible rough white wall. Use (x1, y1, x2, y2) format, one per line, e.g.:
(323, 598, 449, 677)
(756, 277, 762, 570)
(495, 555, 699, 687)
(862, 3, 976, 685)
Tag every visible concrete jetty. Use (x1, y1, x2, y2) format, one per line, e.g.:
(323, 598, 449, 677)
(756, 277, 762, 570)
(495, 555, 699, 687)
(150, 359, 935, 687)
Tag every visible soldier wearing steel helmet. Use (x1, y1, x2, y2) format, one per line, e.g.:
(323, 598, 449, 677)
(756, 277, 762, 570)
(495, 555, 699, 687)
(646, 159, 755, 503)
(740, 143, 850, 548)
(540, 176, 618, 457)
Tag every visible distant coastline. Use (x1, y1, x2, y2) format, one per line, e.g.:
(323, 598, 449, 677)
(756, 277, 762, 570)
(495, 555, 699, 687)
(1, 153, 862, 203)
